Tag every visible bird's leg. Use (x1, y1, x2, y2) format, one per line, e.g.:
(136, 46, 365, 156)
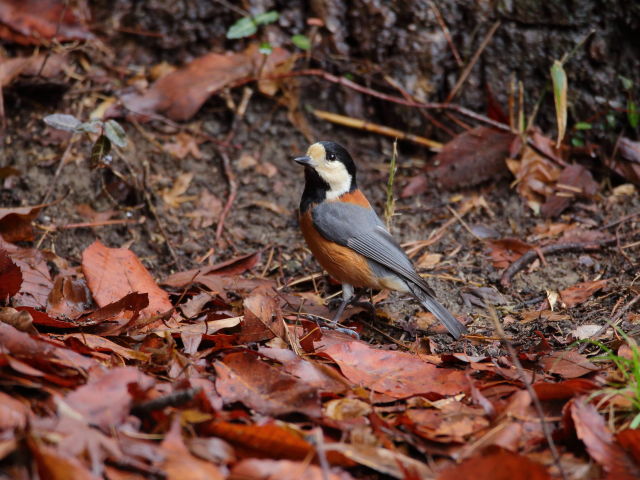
(329, 283, 355, 326)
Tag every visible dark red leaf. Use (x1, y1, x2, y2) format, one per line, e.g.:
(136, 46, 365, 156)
(0, 248, 21, 298)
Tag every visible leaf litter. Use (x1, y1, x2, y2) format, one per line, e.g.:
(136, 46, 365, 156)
(0, 2, 639, 479)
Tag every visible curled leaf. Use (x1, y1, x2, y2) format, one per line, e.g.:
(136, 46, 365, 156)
(551, 60, 567, 147)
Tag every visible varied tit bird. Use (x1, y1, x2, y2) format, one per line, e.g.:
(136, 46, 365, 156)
(294, 141, 467, 339)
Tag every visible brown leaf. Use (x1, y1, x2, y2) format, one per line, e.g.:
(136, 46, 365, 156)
(559, 279, 607, 308)
(160, 416, 224, 480)
(231, 459, 353, 480)
(486, 238, 533, 270)
(431, 127, 516, 189)
(0, 204, 42, 242)
(0, 53, 67, 87)
(62, 333, 151, 362)
(76, 292, 149, 328)
(82, 240, 172, 318)
(437, 448, 550, 480)
(29, 439, 99, 480)
(121, 45, 290, 121)
(0, 248, 21, 298)
(618, 429, 640, 464)
(570, 398, 640, 478)
(321, 341, 467, 398)
(540, 351, 599, 378)
(47, 276, 91, 319)
(506, 146, 562, 213)
(0, 2, 91, 45)
(65, 366, 155, 431)
(607, 137, 640, 186)
(214, 351, 321, 417)
(402, 402, 489, 443)
(0, 306, 35, 332)
(0, 391, 28, 431)
(163, 131, 203, 160)
(0, 238, 53, 309)
(541, 164, 598, 217)
(257, 347, 347, 393)
(533, 378, 597, 400)
(163, 251, 261, 291)
(244, 292, 284, 339)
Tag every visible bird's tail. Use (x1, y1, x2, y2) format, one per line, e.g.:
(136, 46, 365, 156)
(407, 283, 466, 339)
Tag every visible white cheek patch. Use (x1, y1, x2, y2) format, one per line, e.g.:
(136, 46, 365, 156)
(316, 161, 352, 199)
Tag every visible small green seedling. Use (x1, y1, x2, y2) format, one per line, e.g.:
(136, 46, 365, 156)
(43, 114, 128, 166)
(581, 329, 640, 429)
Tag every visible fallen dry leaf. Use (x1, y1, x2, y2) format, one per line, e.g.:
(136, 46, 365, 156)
(507, 146, 562, 213)
(47, 276, 91, 319)
(0, 53, 68, 86)
(402, 401, 489, 443)
(64, 367, 155, 431)
(607, 137, 640, 186)
(570, 397, 640, 478)
(214, 351, 321, 417)
(0, 204, 42, 242)
(541, 164, 598, 217)
(121, 44, 290, 121)
(486, 238, 533, 270)
(29, 438, 99, 480)
(163, 131, 203, 159)
(82, 240, 172, 318)
(1, 238, 53, 309)
(437, 448, 550, 480)
(321, 341, 467, 398)
(162, 172, 196, 208)
(533, 378, 597, 400)
(231, 458, 353, 480)
(160, 416, 224, 480)
(540, 351, 599, 378)
(431, 127, 516, 189)
(559, 279, 607, 308)
(0, 1, 91, 45)
(0, 248, 21, 298)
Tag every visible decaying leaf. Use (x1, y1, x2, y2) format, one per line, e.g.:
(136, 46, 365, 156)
(608, 137, 640, 186)
(541, 164, 598, 218)
(214, 351, 321, 417)
(540, 351, 599, 378)
(486, 238, 533, 270)
(120, 44, 291, 121)
(559, 279, 607, 308)
(0, 238, 53, 309)
(81, 240, 172, 318)
(0, 204, 43, 242)
(506, 146, 562, 214)
(431, 126, 516, 189)
(438, 448, 550, 480)
(321, 341, 467, 398)
(0, 248, 21, 299)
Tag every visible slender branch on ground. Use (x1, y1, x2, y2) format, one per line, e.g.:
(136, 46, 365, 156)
(500, 238, 622, 287)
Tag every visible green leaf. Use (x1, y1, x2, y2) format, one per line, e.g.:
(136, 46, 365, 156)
(43, 113, 81, 132)
(620, 75, 634, 91)
(606, 113, 617, 128)
(91, 135, 111, 166)
(104, 120, 128, 148)
(628, 99, 639, 129)
(76, 120, 102, 134)
(253, 10, 279, 26)
(571, 137, 584, 147)
(291, 34, 311, 51)
(574, 122, 592, 130)
(226, 17, 257, 39)
(259, 42, 273, 55)
(550, 60, 567, 147)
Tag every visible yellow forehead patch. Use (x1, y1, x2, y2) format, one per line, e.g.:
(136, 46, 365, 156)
(306, 143, 326, 163)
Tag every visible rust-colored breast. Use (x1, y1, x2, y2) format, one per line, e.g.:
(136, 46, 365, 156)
(299, 208, 376, 288)
(334, 189, 371, 208)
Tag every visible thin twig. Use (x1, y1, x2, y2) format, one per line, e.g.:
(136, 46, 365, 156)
(430, 0, 462, 66)
(216, 151, 238, 246)
(487, 307, 567, 480)
(581, 294, 640, 348)
(446, 20, 501, 103)
(500, 238, 620, 287)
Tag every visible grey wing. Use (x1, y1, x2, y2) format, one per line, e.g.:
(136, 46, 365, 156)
(311, 202, 434, 292)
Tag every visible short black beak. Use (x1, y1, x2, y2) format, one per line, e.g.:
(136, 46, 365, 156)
(294, 155, 313, 166)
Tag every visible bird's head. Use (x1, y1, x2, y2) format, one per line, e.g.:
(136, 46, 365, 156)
(294, 141, 357, 199)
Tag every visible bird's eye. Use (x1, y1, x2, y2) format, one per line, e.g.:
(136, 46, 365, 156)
(327, 152, 336, 161)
